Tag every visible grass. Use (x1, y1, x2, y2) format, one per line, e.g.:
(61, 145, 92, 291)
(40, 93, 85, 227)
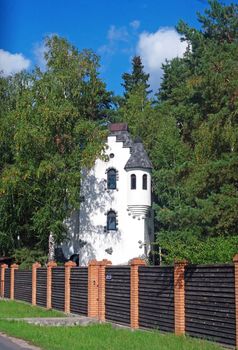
(0, 321, 225, 350)
(0, 299, 65, 318)
(0, 300, 224, 350)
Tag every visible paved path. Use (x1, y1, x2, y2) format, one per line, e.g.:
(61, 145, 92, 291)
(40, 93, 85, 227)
(0, 333, 41, 350)
(5, 316, 98, 326)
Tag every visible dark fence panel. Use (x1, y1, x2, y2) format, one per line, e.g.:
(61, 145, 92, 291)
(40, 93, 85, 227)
(14, 270, 32, 303)
(105, 266, 130, 325)
(139, 266, 174, 332)
(51, 267, 65, 312)
(36, 268, 47, 307)
(185, 264, 236, 347)
(70, 267, 88, 315)
(4, 269, 10, 298)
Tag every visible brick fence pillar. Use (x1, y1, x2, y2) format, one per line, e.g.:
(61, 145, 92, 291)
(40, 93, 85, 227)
(0, 264, 8, 297)
(88, 260, 99, 318)
(10, 263, 19, 300)
(98, 259, 112, 322)
(65, 261, 76, 313)
(233, 255, 238, 349)
(47, 261, 57, 309)
(130, 258, 146, 329)
(174, 260, 188, 336)
(32, 262, 41, 306)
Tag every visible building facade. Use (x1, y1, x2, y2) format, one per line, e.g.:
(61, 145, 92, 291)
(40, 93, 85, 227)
(61, 123, 153, 265)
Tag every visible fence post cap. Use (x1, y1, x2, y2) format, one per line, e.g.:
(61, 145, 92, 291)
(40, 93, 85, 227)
(47, 261, 57, 268)
(130, 258, 146, 266)
(65, 261, 77, 267)
(174, 259, 188, 267)
(233, 254, 238, 263)
(98, 259, 112, 266)
(10, 263, 19, 269)
(88, 259, 99, 266)
(32, 262, 41, 269)
(1, 264, 8, 269)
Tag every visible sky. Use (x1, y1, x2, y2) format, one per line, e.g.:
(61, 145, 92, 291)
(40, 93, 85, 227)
(0, 0, 235, 94)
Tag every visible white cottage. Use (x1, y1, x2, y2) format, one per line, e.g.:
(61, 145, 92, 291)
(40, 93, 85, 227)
(61, 123, 154, 265)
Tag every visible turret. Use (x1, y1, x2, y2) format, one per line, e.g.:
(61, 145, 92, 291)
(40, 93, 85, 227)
(125, 137, 152, 219)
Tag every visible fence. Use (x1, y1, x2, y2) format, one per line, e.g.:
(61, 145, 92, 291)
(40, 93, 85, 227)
(1, 256, 238, 349)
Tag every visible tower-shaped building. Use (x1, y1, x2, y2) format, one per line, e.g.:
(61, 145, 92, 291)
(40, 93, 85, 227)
(62, 123, 153, 265)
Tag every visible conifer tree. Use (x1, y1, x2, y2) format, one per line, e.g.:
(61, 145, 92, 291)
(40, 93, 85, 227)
(122, 56, 151, 98)
(152, 0, 238, 264)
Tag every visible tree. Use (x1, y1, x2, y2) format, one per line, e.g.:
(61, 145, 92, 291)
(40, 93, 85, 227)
(152, 0, 238, 264)
(122, 56, 151, 99)
(0, 36, 113, 257)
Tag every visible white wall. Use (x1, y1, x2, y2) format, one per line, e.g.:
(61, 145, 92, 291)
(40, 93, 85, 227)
(61, 134, 152, 265)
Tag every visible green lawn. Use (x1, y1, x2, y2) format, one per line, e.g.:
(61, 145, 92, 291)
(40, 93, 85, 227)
(0, 300, 224, 350)
(0, 299, 64, 318)
(0, 320, 224, 350)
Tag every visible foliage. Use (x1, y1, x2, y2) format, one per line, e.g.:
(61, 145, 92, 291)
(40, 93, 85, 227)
(0, 36, 112, 257)
(118, 0, 238, 264)
(116, 55, 156, 149)
(13, 248, 47, 269)
(153, 0, 238, 263)
(1, 1, 238, 265)
(122, 56, 151, 98)
(158, 232, 238, 265)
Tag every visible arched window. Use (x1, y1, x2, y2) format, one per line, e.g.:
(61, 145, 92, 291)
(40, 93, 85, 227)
(107, 169, 116, 190)
(142, 174, 147, 190)
(107, 210, 117, 231)
(131, 174, 136, 189)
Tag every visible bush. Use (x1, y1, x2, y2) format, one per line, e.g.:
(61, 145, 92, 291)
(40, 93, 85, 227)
(13, 248, 47, 269)
(157, 232, 238, 265)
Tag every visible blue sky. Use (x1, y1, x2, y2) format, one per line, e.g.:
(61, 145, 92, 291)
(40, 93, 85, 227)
(0, 0, 235, 94)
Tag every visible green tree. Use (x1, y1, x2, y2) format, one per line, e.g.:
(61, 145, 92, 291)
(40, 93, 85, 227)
(0, 36, 112, 257)
(152, 0, 238, 264)
(115, 55, 155, 143)
(122, 56, 151, 99)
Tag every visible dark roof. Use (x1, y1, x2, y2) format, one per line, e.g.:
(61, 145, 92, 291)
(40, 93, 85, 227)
(108, 123, 128, 132)
(125, 138, 152, 170)
(108, 123, 152, 169)
(108, 123, 133, 148)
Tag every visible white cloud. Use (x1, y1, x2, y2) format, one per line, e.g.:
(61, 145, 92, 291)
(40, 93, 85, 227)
(98, 25, 131, 58)
(0, 49, 30, 76)
(33, 41, 47, 71)
(137, 27, 188, 92)
(107, 25, 129, 43)
(130, 20, 140, 30)
(33, 33, 58, 71)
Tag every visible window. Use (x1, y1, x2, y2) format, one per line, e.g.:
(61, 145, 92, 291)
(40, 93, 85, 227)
(107, 169, 116, 189)
(142, 174, 147, 190)
(131, 174, 136, 189)
(107, 210, 117, 231)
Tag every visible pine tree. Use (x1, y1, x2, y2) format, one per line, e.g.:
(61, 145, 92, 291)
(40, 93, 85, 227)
(122, 56, 151, 98)
(151, 0, 238, 264)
